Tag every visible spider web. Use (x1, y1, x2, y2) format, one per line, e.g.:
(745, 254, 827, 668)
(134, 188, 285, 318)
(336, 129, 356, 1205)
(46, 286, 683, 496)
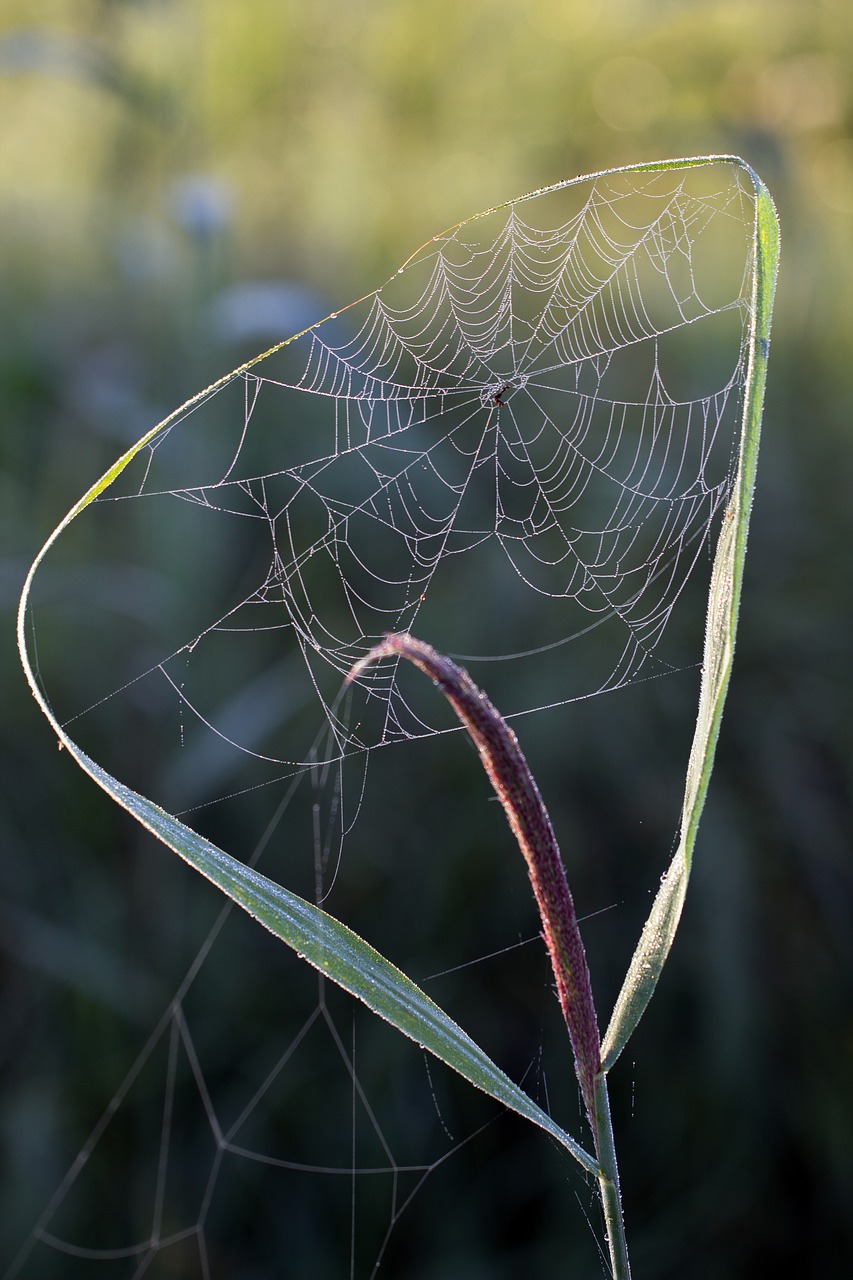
(12, 161, 758, 1278)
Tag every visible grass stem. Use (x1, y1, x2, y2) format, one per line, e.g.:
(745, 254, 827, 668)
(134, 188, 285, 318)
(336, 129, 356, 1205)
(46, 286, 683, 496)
(593, 1071, 631, 1279)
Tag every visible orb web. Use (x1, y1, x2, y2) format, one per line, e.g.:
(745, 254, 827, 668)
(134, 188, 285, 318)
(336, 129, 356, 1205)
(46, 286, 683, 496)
(11, 160, 758, 1278)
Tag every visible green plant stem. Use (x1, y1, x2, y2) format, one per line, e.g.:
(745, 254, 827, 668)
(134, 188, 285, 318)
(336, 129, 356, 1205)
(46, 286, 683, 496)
(593, 1070, 631, 1280)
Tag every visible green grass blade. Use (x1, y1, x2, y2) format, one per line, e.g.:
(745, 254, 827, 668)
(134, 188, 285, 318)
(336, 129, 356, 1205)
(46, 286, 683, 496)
(15, 574, 599, 1178)
(17, 153, 776, 1167)
(88, 742, 602, 1175)
(600, 160, 780, 1072)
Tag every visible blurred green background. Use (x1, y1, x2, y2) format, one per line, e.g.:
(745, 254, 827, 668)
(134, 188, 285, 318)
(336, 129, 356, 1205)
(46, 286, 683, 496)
(2, 1, 852, 1277)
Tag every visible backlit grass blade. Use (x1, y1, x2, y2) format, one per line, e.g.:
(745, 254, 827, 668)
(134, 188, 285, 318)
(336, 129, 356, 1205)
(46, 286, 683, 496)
(600, 160, 780, 1072)
(15, 714, 600, 1176)
(17, 155, 778, 1206)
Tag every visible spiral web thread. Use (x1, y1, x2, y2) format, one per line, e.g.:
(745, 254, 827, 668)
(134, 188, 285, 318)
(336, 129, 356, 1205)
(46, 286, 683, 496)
(11, 161, 757, 1278)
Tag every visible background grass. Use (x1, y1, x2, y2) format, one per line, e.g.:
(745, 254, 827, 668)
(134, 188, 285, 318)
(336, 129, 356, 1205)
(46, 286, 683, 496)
(2, 2, 852, 1276)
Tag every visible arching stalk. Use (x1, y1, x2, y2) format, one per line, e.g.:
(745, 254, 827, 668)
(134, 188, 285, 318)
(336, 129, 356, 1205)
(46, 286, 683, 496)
(349, 632, 631, 1278)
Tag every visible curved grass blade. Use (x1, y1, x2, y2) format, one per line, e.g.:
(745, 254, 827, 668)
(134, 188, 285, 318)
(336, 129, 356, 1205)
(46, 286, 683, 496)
(17, 153, 776, 1171)
(36, 730, 602, 1175)
(16, 469, 598, 1177)
(600, 159, 780, 1071)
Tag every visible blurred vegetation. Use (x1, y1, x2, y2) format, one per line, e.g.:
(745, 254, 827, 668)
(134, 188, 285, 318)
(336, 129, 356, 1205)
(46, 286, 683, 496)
(2, 1, 852, 1277)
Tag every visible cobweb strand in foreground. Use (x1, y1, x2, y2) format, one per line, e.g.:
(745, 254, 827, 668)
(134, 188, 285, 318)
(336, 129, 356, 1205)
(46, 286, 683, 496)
(13, 158, 762, 1278)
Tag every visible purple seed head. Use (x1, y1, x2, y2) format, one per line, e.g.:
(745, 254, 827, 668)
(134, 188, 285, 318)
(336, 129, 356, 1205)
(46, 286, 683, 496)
(349, 633, 602, 1125)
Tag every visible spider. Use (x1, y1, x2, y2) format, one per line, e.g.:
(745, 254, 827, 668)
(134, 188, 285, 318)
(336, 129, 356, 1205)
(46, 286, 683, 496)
(492, 381, 510, 407)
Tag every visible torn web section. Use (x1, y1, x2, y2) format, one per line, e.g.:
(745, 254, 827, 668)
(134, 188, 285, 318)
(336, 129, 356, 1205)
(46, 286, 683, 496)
(15, 159, 760, 1277)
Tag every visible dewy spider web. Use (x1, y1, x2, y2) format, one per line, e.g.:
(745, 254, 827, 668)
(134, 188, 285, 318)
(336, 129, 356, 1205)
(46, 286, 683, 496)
(13, 160, 758, 1278)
